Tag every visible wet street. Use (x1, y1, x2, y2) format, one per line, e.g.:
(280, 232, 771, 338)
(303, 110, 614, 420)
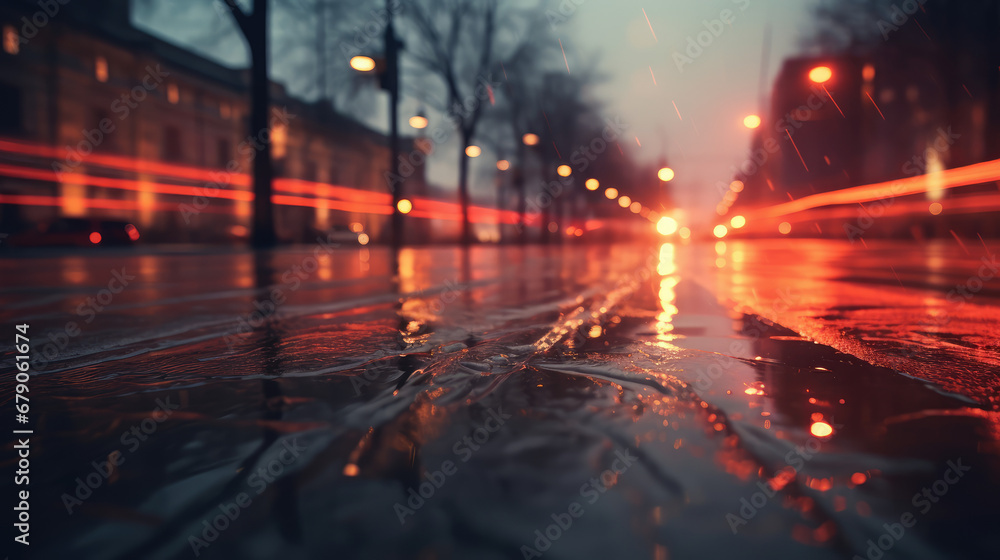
(2, 239, 999, 559)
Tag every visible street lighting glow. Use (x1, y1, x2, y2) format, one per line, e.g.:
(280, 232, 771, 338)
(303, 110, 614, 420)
(730, 215, 746, 229)
(605, 187, 618, 199)
(713, 224, 728, 238)
(929, 202, 943, 215)
(350, 55, 376, 72)
(585, 178, 599, 190)
(618, 195, 631, 208)
(497, 159, 510, 171)
(778, 221, 792, 235)
(743, 114, 761, 129)
(730, 180, 744, 192)
(522, 133, 539, 146)
(678, 227, 691, 239)
(397, 199, 413, 214)
(557, 164, 572, 177)
(657, 167, 675, 182)
(465, 145, 481, 157)
(408, 115, 428, 129)
(657, 217, 678, 235)
(630, 201, 642, 213)
(809, 65, 832, 84)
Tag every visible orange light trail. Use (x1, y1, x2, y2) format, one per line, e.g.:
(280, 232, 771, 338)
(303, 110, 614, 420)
(672, 100, 682, 121)
(641, 8, 658, 42)
(785, 129, 809, 172)
(558, 38, 571, 74)
(822, 85, 845, 118)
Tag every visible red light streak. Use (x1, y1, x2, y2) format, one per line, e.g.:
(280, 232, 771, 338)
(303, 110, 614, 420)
(785, 129, 809, 172)
(865, 91, 885, 120)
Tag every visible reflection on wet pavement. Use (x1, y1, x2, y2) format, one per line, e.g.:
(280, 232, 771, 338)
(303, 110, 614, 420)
(0, 241, 997, 559)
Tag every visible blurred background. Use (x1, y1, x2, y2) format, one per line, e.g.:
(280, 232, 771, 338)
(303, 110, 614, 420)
(0, 0, 998, 247)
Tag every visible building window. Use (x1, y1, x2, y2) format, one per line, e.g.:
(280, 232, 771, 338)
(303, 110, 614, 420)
(3, 25, 18, 55)
(163, 126, 182, 161)
(95, 56, 108, 82)
(271, 122, 287, 159)
(217, 138, 230, 168)
(167, 83, 179, 104)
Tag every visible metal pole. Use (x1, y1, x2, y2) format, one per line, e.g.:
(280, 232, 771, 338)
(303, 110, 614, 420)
(386, 0, 402, 249)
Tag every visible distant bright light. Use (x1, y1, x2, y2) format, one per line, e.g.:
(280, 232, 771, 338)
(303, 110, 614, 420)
(497, 159, 510, 171)
(522, 133, 540, 146)
(357, 232, 370, 245)
(557, 164, 572, 177)
(862, 64, 875, 82)
(810, 421, 834, 438)
(743, 114, 761, 129)
(929, 202, 943, 215)
(657, 167, 675, 182)
(585, 178, 599, 191)
(350, 55, 376, 72)
(730, 215, 746, 229)
(809, 65, 832, 84)
(408, 115, 428, 129)
(713, 224, 728, 238)
(630, 201, 642, 213)
(397, 199, 412, 214)
(657, 217, 678, 235)
(730, 180, 744, 192)
(350, 222, 364, 233)
(678, 227, 691, 239)
(778, 221, 792, 235)
(89, 231, 102, 244)
(605, 187, 618, 199)
(574, 228, 583, 237)
(465, 145, 481, 158)
(618, 195, 631, 208)
(125, 223, 140, 241)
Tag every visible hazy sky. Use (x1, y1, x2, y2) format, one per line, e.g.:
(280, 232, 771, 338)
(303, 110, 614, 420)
(136, 0, 821, 225)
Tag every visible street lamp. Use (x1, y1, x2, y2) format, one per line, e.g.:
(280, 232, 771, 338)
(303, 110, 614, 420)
(556, 164, 571, 177)
(465, 145, 481, 158)
(350, 55, 376, 72)
(408, 113, 428, 129)
(743, 114, 761, 129)
(497, 159, 510, 171)
(522, 133, 540, 146)
(397, 199, 413, 214)
(605, 187, 618, 199)
(657, 167, 675, 182)
(585, 178, 599, 191)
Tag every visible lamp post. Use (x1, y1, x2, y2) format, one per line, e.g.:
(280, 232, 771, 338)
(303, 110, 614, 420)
(384, 2, 403, 249)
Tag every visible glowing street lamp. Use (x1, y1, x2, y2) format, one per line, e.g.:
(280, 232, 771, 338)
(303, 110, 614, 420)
(408, 114, 428, 129)
(585, 178, 599, 191)
(350, 55, 376, 72)
(556, 164, 572, 177)
(522, 133, 540, 146)
(713, 224, 728, 238)
(497, 159, 510, 171)
(605, 187, 618, 199)
(656, 217, 678, 235)
(657, 167, 675, 182)
(397, 199, 413, 214)
(465, 145, 481, 158)
(743, 114, 761, 129)
(730, 215, 746, 229)
(808, 65, 832, 84)
(618, 195, 631, 208)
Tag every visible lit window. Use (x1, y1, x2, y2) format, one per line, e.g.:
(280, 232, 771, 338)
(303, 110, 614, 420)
(3, 25, 18, 55)
(167, 83, 179, 104)
(94, 56, 109, 82)
(271, 122, 287, 159)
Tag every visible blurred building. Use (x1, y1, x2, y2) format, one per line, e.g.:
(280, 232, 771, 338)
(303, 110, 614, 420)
(0, 0, 426, 243)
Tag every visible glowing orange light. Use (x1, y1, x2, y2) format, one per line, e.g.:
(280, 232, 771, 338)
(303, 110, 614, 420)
(862, 64, 875, 81)
(730, 215, 746, 229)
(743, 114, 761, 129)
(522, 133, 540, 146)
(851, 472, 867, 485)
(810, 421, 833, 438)
(357, 233, 370, 245)
(408, 115, 428, 129)
(89, 231, 102, 244)
(397, 199, 412, 214)
(657, 167, 675, 182)
(713, 224, 728, 238)
(350, 55, 376, 72)
(630, 201, 642, 213)
(95, 56, 109, 83)
(465, 145, 481, 158)
(585, 178, 599, 190)
(125, 223, 140, 241)
(730, 180, 744, 192)
(618, 195, 631, 208)
(809, 66, 833, 84)
(557, 164, 572, 177)
(605, 187, 618, 199)
(574, 228, 583, 237)
(3, 25, 19, 55)
(778, 221, 792, 234)
(929, 202, 943, 215)
(656, 217, 678, 235)
(678, 227, 691, 239)
(497, 159, 510, 171)
(343, 463, 359, 476)
(167, 83, 179, 104)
